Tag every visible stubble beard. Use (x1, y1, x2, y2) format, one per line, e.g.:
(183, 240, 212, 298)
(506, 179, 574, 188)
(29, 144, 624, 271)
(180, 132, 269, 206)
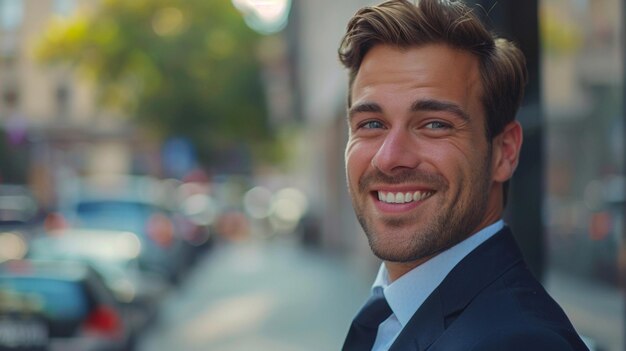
(352, 158, 492, 263)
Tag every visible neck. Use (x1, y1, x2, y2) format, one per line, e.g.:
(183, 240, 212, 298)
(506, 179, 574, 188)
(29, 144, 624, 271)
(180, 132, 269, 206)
(384, 255, 434, 282)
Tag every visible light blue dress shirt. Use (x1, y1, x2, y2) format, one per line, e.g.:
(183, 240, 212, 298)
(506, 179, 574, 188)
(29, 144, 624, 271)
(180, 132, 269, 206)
(370, 220, 504, 351)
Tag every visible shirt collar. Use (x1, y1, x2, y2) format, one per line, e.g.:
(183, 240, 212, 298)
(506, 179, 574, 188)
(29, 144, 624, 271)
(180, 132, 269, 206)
(372, 220, 504, 327)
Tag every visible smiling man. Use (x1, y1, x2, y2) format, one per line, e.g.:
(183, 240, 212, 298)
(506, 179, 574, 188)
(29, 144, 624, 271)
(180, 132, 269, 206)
(339, 1, 588, 350)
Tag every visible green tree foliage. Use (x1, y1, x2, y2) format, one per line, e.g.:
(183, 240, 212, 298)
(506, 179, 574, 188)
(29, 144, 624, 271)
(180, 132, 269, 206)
(36, 0, 272, 167)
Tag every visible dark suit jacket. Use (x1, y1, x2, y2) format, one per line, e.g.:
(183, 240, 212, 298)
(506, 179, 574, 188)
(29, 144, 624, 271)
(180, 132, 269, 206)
(387, 227, 589, 351)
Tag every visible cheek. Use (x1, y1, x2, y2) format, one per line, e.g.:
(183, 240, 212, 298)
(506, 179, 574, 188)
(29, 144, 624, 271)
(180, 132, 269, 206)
(345, 141, 373, 181)
(425, 143, 480, 183)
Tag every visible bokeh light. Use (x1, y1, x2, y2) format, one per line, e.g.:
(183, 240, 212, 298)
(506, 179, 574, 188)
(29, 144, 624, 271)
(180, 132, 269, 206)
(232, 0, 291, 34)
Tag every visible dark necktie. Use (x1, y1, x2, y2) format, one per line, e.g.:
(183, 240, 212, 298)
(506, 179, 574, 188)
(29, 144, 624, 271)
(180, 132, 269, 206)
(343, 287, 393, 350)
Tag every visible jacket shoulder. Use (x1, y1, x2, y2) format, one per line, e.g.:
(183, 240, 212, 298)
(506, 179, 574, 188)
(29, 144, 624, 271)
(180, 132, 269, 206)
(437, 264, 589, 350)
(467, 325, 590, 351)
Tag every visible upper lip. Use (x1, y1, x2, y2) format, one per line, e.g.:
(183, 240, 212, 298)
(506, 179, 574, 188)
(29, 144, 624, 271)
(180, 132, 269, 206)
(371, 185, 435, 193)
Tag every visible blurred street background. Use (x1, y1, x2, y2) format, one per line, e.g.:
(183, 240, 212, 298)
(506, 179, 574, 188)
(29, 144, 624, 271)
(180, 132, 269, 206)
(136, 238, 373, 351)
(0, 0, 624, 350)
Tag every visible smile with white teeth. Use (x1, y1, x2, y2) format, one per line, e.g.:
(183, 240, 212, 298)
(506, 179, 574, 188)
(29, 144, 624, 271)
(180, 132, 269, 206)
(377, 190, 434, 204)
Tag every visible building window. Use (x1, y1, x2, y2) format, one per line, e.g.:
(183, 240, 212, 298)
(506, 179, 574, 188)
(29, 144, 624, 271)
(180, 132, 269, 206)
(53, 0, 76, 17)
(0, 0, 23, 30)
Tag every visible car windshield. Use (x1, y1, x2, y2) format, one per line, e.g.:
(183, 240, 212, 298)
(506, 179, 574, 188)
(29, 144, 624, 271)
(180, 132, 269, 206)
(0, 277, 88, 320)
(75, 201, 154, 235)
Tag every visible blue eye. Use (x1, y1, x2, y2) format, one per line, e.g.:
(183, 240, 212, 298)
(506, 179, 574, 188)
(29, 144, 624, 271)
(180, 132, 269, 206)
(361, 120, 384, 129)
(425, 121, 450, 129)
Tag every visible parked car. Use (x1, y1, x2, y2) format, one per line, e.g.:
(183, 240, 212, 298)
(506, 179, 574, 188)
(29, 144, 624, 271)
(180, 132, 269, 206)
(0, 259, 133, 351)
(26, 228, 170, 333)
(0, 288, 48, 351)
(0, 185, 41, 262)
(71, 198, 190, 282)
(57, 176, 195, 283)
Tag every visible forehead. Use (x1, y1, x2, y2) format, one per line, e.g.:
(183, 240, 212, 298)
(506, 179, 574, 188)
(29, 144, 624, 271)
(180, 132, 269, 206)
(351, 44, 483, 110)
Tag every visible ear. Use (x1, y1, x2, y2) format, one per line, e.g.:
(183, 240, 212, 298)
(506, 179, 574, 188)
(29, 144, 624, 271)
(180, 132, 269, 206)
(492, 121, 523, 183)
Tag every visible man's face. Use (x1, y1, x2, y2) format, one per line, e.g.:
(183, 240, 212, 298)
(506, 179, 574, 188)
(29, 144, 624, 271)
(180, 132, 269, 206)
(345, 44, 505, 267)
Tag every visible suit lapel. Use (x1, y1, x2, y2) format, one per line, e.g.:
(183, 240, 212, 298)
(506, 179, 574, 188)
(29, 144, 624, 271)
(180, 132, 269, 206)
(388, 289, 445, 351)
(388, 227, 524, 351)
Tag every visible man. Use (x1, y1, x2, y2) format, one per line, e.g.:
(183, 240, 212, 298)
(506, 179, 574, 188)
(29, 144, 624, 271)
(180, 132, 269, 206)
(338, 0, 589, 350)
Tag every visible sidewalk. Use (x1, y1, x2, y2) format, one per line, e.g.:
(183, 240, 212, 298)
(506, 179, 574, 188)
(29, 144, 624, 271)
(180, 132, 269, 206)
(137, 238, 374, 351)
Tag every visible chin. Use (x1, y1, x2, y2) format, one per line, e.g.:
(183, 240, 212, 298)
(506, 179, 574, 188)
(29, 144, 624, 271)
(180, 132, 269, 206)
(368, 232, 438, 263)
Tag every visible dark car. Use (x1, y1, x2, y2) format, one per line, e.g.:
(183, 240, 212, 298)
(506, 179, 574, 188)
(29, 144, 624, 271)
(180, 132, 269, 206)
(0, 259, 133, 351)
(26, 229, 170, 333)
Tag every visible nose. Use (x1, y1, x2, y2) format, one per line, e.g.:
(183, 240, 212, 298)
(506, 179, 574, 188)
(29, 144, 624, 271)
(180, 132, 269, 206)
(371, 129, 420, 174)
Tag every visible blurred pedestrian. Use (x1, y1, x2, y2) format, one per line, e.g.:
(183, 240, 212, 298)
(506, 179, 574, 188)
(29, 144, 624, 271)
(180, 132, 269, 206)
(338, 0, 588, 350)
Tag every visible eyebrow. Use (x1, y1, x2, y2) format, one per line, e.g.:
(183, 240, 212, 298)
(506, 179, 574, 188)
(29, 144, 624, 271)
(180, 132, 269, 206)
(411, 99, 470, 122)
(348, 99, 470, 122)
(348, 102, 382, 120)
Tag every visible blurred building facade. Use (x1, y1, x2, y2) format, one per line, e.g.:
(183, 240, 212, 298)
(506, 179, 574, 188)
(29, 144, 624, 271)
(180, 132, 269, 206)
(288, 0, 376, 258)
(289, 0, 625, 350)
(0, 0, 156, 210)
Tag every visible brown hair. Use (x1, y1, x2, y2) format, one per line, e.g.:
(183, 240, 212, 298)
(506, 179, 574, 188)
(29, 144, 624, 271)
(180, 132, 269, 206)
(338, 0, 527, 140)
